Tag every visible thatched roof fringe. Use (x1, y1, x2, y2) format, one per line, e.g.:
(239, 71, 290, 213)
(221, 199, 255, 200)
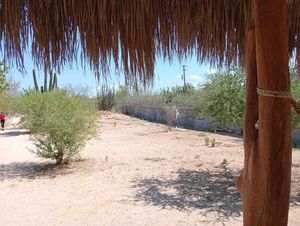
(1, 0, 300, 85)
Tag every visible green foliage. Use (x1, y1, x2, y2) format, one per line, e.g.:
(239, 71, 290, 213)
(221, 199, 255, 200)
(96, 86, 115, 110)
(0, 94, 18, 113)
(117, 84, 201, 109)
(118, 93, 166, 107)
(62, 84, 98, 111)
(63, 84, 91, 97)
(221, 159, 229, 166)
(0, 71, 19, 114)
(116, 67, 300, 130)
(199, 68, 300, 129)
(115, 85, 129, 102)
(0, 61, 9, 94)
(162, 83, 195, 104)
(291, 77, 300, 128)
(198, 69, 245, 127)
(18, 91, 97, 164)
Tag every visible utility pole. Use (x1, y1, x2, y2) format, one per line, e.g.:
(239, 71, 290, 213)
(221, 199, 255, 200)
(182, 65, 187, 92)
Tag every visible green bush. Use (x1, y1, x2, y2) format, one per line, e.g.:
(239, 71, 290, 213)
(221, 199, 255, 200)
(0, 76, 20, 114)
(96, 86, 115, 110)
(0, 94, 19, 113)
(117, 83, 201, 109)
(198, 69, 245, 127)
(198, 68, 300, 128)
(0, 61, 9, 94)
(118, 93, 166, 107)
(115, 85, 129, 102)
(18, 91, 97, 164)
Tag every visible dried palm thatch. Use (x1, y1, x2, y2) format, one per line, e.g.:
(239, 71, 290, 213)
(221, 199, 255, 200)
(0, 0, 298, 86)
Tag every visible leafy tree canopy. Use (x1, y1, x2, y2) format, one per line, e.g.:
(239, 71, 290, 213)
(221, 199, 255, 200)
(0, 61, 9, 94)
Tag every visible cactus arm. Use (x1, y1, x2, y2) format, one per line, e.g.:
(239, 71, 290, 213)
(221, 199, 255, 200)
(44, 68, 48, 92)
(32, 69, 39, 91)
(49, 70, 53, 91)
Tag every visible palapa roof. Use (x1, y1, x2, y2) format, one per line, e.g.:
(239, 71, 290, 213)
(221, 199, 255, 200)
(0, 0, 299, 85)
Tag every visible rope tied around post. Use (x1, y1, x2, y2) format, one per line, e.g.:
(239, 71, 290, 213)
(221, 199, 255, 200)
(257, 87, 300, 115)
(254, 87, 300, 130)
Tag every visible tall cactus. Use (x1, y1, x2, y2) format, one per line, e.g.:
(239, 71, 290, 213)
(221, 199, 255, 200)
(43, 68, 48, 92)
(49, 70, 53, 91)
(52, 72, 58, 90)
(32, 69, 58, 92)
(32, 69, 39, 91)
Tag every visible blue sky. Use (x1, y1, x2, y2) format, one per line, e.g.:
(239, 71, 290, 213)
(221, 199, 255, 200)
(8, 54, 217, 96)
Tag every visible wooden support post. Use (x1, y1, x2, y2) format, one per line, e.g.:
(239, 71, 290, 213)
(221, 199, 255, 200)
(236, 22, 258, 199)
(238, 1, 292, 225)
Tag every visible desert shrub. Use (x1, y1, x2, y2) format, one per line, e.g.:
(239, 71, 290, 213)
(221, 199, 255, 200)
(161, 84, 202, 108)
(0, 61, 10, 111)
(170, 91, 203, 108)
(116, 67, 300, 130)
(63, 84, 92, 97)
(115, 85, 129, 102)
(96, 86, 115, 110)
(117, 83, 201, 109)
(118, 93, 166, 107)
(0, 76, 20, 114)
(18, 90, 97, 164)
(198, 69, 245, 127)
(0, 61, 9, 94)
(162, 83, 195, 104)
(198, 68, 300, 129)
(0, 93, 19, 113)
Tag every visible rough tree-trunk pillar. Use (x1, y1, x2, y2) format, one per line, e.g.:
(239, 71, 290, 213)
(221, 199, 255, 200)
(238, 1, 292, 225)
(236, 20, 258, 198)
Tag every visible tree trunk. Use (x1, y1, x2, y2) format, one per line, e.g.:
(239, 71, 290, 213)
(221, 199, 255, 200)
(238, 1, 292, 225)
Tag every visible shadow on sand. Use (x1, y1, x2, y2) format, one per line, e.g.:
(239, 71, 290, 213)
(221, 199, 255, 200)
(132, 167, 242, 221)
(292, 193, 300, 205)
(132, 166, 300, 221)
(0, 130, 30, 137)
(291, 173, 300, 206)
(0, 161, 76, 181)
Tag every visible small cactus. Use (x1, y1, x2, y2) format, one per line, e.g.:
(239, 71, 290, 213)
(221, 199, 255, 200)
(211, 138, 216, 147)
(221, 159, 229, 166)
(204, 136, 210, 146)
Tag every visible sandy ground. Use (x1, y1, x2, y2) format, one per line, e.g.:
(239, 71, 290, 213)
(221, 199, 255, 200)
(0, 111, 300, 226)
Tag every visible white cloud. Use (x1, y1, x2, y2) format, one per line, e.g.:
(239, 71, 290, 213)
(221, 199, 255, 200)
(189, 74, 202, 81)
(176, 75, 182, 79)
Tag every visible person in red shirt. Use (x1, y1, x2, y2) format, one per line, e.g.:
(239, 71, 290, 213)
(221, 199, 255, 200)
(0, 113, 5, 131)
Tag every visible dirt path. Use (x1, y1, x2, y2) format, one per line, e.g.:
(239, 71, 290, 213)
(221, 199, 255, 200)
(0, 111, 299, 226)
